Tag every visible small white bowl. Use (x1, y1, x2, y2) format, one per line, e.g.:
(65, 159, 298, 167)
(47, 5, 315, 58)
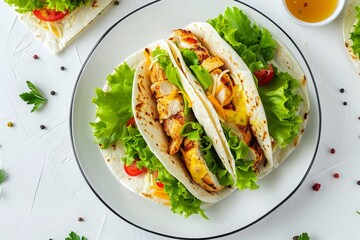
(281, 0, 345, 27)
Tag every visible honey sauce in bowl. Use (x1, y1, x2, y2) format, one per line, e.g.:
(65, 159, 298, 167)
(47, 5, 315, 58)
(282, 0, 345, 26)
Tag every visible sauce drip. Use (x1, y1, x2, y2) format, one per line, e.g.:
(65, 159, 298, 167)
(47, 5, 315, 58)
(285, 0, 338, 23)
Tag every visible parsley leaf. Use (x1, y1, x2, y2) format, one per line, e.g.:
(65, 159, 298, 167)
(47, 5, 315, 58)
(19, 81, 47, 112)
(0, 169, 7, 185)
(65, 231, 87, 240)
(297, 232, 310, 240)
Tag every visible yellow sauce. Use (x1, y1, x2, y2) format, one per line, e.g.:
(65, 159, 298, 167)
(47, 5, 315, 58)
(225, 86, 248, 126)
(285, 0, 338, 23)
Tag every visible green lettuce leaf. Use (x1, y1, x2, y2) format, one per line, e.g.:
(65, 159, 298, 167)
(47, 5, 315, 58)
(258, 70, 302, 148)
(208, 7, 302, 148)
(121, 125, 206, 218)
(91, 62, 135, 149)
(179, 49, 213, 91)
(208, 6, 276, 72)
(350, 6, 360, 58)
(4, 0, 91, 13)
(223, 127, 258, 190)
(181, 48, 199, 66)
(91, 62, 206, 218)
(189, 65, 213, 91)
(180, 122, 233, 186)
(152, 48, 190, 115)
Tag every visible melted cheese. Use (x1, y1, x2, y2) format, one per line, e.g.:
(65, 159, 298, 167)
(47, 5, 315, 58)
(225, 85, 248, 126)
(180, 148, 207, 183)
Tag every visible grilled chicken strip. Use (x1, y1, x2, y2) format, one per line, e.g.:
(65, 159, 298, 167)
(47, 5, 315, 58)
(182, 138, 223, 193)
(171, 29, 267, 172)
(149, 61, 185, 155)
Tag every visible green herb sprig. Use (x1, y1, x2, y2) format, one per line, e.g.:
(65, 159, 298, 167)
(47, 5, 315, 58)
(65, 231, 87, 240)
(296, 232, 310, 240)
(19, 81, 47, 112)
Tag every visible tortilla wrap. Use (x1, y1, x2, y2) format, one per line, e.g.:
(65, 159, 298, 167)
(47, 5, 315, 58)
(98, 40, 235, 210)
(343, 0, 360, 75)
(99, 48, 170, 206)
(133, 40, 235, 203)
(168, 22, 310, 179)
(17, 0, 113, 54)
(268, 40, 310, 168)
(168, 22, 274, 179)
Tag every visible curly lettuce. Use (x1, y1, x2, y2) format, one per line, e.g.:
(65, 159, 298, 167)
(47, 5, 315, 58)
(208, 7, 302, 149)
(91, 62, 206, 218)
(4, 0, 91, 13)
(258, 70, 302, 148)
(350, 6, 360, 58)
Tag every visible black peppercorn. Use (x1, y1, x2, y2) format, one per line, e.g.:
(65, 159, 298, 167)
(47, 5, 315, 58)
(40, 125, 46, 129)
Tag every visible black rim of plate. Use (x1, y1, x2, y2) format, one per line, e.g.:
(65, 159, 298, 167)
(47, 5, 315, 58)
(69, 0, 322, 239)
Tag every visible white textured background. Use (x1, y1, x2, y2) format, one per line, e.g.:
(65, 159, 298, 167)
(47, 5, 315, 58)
(1, 0, 360, 239)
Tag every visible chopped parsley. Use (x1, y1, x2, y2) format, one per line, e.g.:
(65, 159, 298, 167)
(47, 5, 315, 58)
(19, 81, 47, 112)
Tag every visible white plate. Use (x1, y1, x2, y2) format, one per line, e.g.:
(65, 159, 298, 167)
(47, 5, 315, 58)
(70, 0, 321, 238)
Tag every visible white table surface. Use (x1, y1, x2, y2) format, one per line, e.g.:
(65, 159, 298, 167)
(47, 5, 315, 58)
(1, 0, 360, 239)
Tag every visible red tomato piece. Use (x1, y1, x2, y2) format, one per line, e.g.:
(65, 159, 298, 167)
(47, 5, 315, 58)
(33, 8, 68, 22)
(126, 117, 136, 127)
(253, 64, 274, 86)
(153, 170, 164, 188)
(124, 160, 147, 176)
(156, 181, 164, 188)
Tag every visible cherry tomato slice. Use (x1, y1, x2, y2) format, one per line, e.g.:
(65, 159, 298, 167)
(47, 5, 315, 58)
(124, 160, 147, 176)
(156, 181, 164, 188)
(126, 117, 136, 127)
(153, 170, 164, 188)
(33, 8, 68, 22)
(253, 64, 274, 86)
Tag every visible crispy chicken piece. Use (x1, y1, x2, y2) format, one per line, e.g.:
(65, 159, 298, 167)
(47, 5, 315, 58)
(150, 80, 179, 99)
(182, 138, 223, 192)
(201, 56, 224, 72)
(172, 30, 234, 107)
(163, 112, 185, 155)
(171, 29, 210, 63)
(149, 61, 185, 155)
(156, 93, 183, 121)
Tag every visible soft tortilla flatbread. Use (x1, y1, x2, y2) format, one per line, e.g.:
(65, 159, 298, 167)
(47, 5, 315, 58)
(17, 0, 114, 54)
(268, 40, 310, 168)
(168, 22, 310, 178)
(168, 22, 274, 178)
(133, 40, 235, 203)
(99, 48, 170, 206)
